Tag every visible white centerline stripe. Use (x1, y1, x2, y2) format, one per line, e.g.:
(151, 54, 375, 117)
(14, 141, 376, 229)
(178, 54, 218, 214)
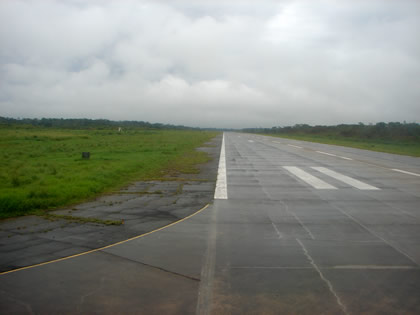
(392, 169, 420, 177)
(288, 144, 302, 149)
(283, 166, 337, 190)
(316, 151, 353, 161)
(312, 167, 380, 190)
(317, 151, 337, 157)
(214, 134, 228, 199)
(248, 140, 254, 143)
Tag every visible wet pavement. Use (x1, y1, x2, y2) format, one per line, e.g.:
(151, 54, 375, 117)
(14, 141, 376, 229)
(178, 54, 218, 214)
(1, 132, 420, 314)
(205, 133, 420, 314)
(0, 136, 222, 273)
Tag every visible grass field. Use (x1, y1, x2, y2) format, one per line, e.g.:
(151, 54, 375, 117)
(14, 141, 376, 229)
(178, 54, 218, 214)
(261, 133, 420, 157)
(0, 127, 219, 219)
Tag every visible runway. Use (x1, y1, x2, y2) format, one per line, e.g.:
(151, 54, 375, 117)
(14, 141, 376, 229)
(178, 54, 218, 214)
(1, 132, 419, 314)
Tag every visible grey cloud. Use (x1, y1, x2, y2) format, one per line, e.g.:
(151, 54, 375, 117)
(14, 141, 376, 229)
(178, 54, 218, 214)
(1, 0, 419, 128)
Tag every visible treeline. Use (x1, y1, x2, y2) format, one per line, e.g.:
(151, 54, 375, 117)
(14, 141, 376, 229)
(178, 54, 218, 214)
(243, 122, 420, 142)
(0, 116, 197, 130)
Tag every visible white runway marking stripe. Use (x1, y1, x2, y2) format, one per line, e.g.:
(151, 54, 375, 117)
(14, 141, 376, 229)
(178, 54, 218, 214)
(312, 167, 380, 190)
(316, 151, 337, 157)
(248, 140, 254, 143)
(316, 151, 353, 160)
(214, 134, 228, 199)
(283, 166, 337, 190)
(392, 169, 420, 177)
(288, 144, 302, 149)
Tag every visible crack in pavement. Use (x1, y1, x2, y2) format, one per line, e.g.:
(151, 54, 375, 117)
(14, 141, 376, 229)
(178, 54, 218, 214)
(101, 250, 200, 282)
(296, 238, 349, 315)
(78, 276, 106, 312)
(0, 289, 35, 314)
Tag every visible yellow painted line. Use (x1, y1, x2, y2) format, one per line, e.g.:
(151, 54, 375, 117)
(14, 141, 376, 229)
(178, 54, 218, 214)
(0, 204, 210, 276)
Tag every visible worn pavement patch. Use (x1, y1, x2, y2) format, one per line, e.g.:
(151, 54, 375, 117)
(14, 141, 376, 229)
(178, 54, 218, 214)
(0, 135, 221, 273)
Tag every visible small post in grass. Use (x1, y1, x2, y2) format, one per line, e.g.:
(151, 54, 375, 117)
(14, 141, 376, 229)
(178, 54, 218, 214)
(82, 152, 90, 159)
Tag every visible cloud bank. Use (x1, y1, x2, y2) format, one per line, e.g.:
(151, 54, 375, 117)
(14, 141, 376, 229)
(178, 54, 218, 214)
(1, 0, 419, 128)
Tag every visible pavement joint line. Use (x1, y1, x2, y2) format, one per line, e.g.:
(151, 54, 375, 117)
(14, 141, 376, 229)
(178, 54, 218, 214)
(271, 222, 283, 239)
(233, 266, 314, 269)
(0, 289, 34, 313)
(231, 265, 420, 270)
(392, 168, 420, 177)
(0, 203, 211, 276)
(282, 201, 316, 240)
(78, 277, 106, 310)
(296, 238, 349, 315)
(331, 203, 419, 267)
(101, 250, 200, 282)
(196, 203, 218, 315)
(380, 199, 419, 219)
(331, 265, 419, 270)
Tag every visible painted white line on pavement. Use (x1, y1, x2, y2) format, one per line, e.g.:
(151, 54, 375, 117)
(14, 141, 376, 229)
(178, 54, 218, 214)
(312, 167, 380, 190)
(248, 140, 254, 143)
(273, 141, 282, 144)
(288, 144, 302, 149)
(317, 151, 337, 157)
(214, 134, 228, 199)
(283, 166, 337, 190)
(392, 169, 420, 177)
(317, 151, 353, 161)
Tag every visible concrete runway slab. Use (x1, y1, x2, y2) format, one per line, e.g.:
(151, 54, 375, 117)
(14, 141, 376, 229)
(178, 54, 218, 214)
(1, 132, 419, 314)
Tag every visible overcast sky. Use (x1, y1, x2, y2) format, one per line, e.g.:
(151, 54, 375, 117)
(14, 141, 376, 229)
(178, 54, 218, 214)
(1, 0, 419, 128)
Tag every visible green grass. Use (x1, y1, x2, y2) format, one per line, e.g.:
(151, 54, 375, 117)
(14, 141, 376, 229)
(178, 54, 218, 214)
(0, 126, 219, 219)
(260, 133, 420, 157)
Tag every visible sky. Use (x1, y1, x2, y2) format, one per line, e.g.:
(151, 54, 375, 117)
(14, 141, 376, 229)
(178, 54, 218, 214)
(1, 0, 419, 128)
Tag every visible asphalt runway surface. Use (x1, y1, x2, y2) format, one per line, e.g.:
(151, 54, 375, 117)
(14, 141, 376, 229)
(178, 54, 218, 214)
(1, 132, 420, 314)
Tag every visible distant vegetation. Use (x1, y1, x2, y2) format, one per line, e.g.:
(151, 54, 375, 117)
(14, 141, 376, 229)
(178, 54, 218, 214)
(0, 123, 218, 219)
(243, 122, 420, 141)
(243, 122, 420, 156)
(0, 116, 197, 130)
